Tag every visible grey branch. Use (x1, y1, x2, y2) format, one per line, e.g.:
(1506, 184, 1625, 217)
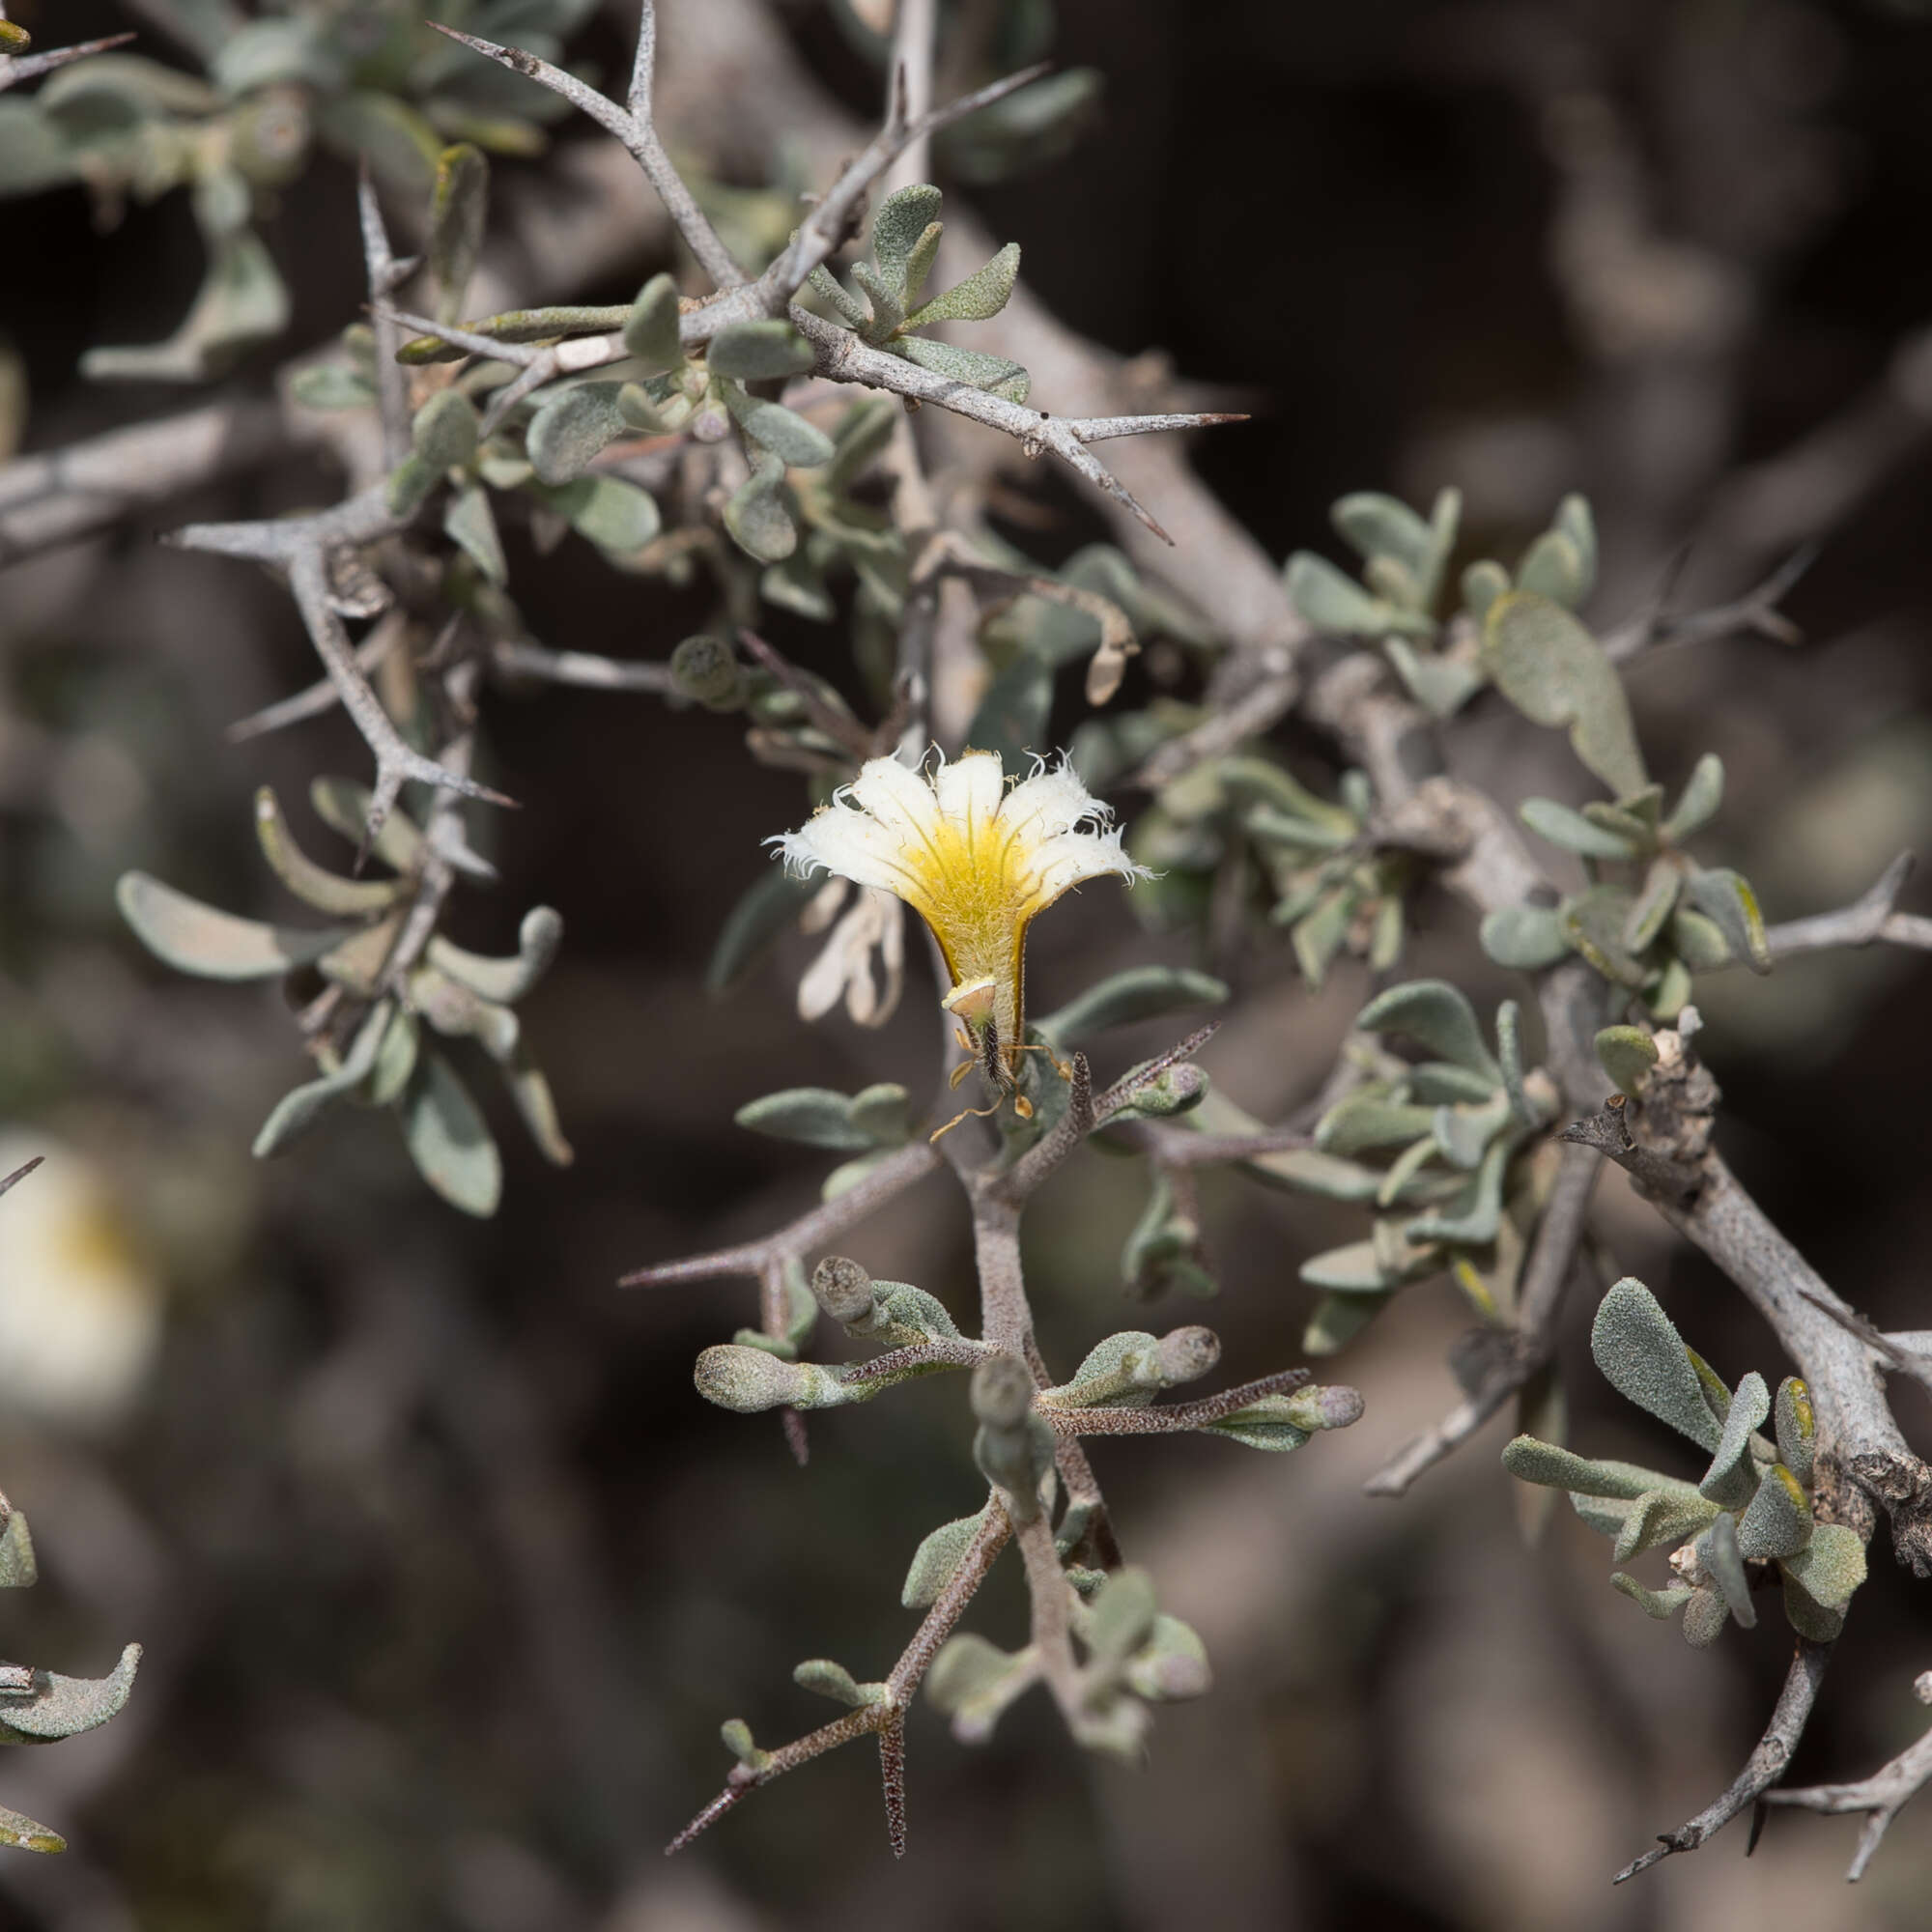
(431, 16, 745, 291)
(1363, 1142, 1601, 1497)
(619, 1139, 943, 1288)
(1759, 852, 1932, 960)
(0, 32, 134, 91)
(1565, 1042, 1932, 1574)
(1615, 1639, 1833, 1883)
(1761, 1672, 1932, 1881)
(168, 490, 518, 834)
(488, 639, 675, 696)
(357, 169, 413, 469)
(1601, 544, 1814, 664)
(791, 309, 1236, 542)
(665, 1495, 1011, 1857)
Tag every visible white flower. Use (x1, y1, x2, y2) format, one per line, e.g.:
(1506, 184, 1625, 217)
(772, 750, 1148, 1066)
(796, 881, 906, 1027)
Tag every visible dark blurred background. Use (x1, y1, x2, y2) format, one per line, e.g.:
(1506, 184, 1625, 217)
(3, 1, 1932, 1927)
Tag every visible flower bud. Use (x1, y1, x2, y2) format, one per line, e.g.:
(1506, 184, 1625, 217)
(810, 1255, 875, 1324)
(1282, 1382, 1366, 1432)
(970, 1352, 1034, 1430)
(669, 635, 744, 710)
(1151, 1325, 1219, 1386)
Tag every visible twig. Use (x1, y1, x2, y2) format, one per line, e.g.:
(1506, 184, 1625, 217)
(737, 631, 874, 759)
(0, 32, 135, 91)
(1601, 545, 1815, 664)
(1363, 1142, 1601, 1497)
(1615, 1640, 1833, 1883)
(1039, 1368, 1316, 1439)
(1758, 852, 1932, 961)
(357, 168, 414, 469)
(792, 308, 1235, 543)
(666, 1496, 1011, 1856)
(619, 1139, 943, 1287)
(1012, 1510, 1085, 1727)
(0, 1155, 43, 1201)
(1761, 1672, 1932, 1880)
(226, 610, 407, 743)
(1791, 1290, 1932, 1399)
(432, 13, 745, 291)
(488, 639, 675, 695)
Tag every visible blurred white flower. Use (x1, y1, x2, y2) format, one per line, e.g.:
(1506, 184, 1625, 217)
(0, 1133, 162, 1433)
(773, 750, 1147, 1070)
(796, 880, 906, 1028)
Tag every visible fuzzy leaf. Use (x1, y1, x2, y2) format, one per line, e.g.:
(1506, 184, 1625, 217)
(1775, 1378, 1816, 1488)
(1516, 529, 1588, 608)
(0, 1513, 35, 1589)
(1037, 967, 1228, 1045)
(290, 364, 375, 412)
(1682, 1584, 1731, 1647)
(429, 143, 489, 322)
(1299, 1236, 1435, 1293)
(1404, 1137, 1508, 1245)
(1502, 1435, 1694, 1501)
(1591, 1277, 1723, 1452)
(442, 482, 506, 582)
(1670, 906, 1733, 971)
(621, 272, 682, 372)
(890, 334, 1030, 402)
(309, 777, 422, 874)
(0, 1644, 140, 1745)
(734, 1088, 873, 1151)
(1780, 1570, 1846, 1643)
(724, 452, 797, 562)
(1481, 591, 1647, 797)
(1284, 552, 1400, 636)
(925, 1633, 1035, 1743)
(526, 381, 630, 485)
(1355, 979, 1501, 1082)
(719, 381, 835, 468)
(1612, 1488, 1720, 1562)
(253, 1004, 390, 1155)
(252, 788, 400, 917)
(904, 242, 1021, 329)
(426, 907, 562, 1005)
(1314, 1094, 1436, 1155)
(1595, 1025, 1659, 1098)
(1461, 558, 1510, 621)
(1559, 885, 1650, 987)
(1611, 1572, 1692, 1620)
(1686, 867, 1771, 974)
(1623, 856, 1683, 953)
(1480, 903, 1569, 970)
(1302, 1292, 1382, 1355)
(902, 1509, 993, 1609)
(1698, 1369, 1769, 1505)
(117, 873, 341, 980)
(1385, 637, 1484, 718)
(1781, 1521, 1866, 1609)
(1738, 1463, 1812, 1561)
(413, 389, 481, 471)
(870, 184, 943, 302)
(791, 1658, 879, 1707)
(0, 1804, 64, 1854)
(1520, 796, 1640, 860)
(1202, 1397, 1312, 1453)
(707, 320, 815, 382)
(399, 1050, 501, 1216)
(1697, 1512, 1756, 1627)
(541, 474, 660, 553)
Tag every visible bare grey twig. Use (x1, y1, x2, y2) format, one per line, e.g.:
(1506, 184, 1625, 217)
(1761, 1673, 1932, 1880)
(0, 32, 135, 91)
(1614, 1640, 1833, 1883)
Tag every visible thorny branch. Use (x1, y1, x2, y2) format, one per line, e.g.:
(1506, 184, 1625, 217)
(1613, 1639, 1833, 1883)
(1761, 1669, 1932, 1881)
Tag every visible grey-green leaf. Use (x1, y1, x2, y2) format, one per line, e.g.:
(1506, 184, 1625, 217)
(413, 388, 480, 471)
(252, 1003, 391, 1156)
(724, 452, 796, 562)
(904, 241, 1021, 329)
(719, 381, 835, 468)
(1590, 1277, 1723, 1452)
(1781, 1521, 1865, 1610)
(426, 907, 562, 1006)
(1356, 979, 1501, 1082)
(1481, 591, 1647, 798)
(621, 271, 682, 373)
(1737, 1463, 1812, 1561)
(890, 334, 1031, 403)
(429, 143, 489, 322)
(1595, 1025, 1659, 1098)
(0, 1512, 35, 1589)
(1663, 753, 1725, 843)
(117, 872, 342, 980)
(1502, 1435, 1690, 1499)
(1775, 1377, 1816, 1488)
(0, 1804, 64, 1853)
(1686, 867, 1771, 974)
(870, 183, 943, 301)
(1480, 903, 1570, 971)
(1036, 966, 1228, 1044)
(707, 320, 815, 382)
(735, 1088, 873, 1151)
(1697, 1512, 1756, 1628)
(0, 1643, 140, 1746)
(1611, 1572, 1692, 1620)
(541, 474, 661, 553)
(526, 381, 630, 485)
(1520, 796, 1641, 860)
(1284, 552, 1398, 636)
(399, 1049, 501, 1217)
(1611, 1488, 1720, 1562)
(443, 482, 506, 582)
(902, 1508, 993, 1609)
(1698, 1368, 1769, 1505)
